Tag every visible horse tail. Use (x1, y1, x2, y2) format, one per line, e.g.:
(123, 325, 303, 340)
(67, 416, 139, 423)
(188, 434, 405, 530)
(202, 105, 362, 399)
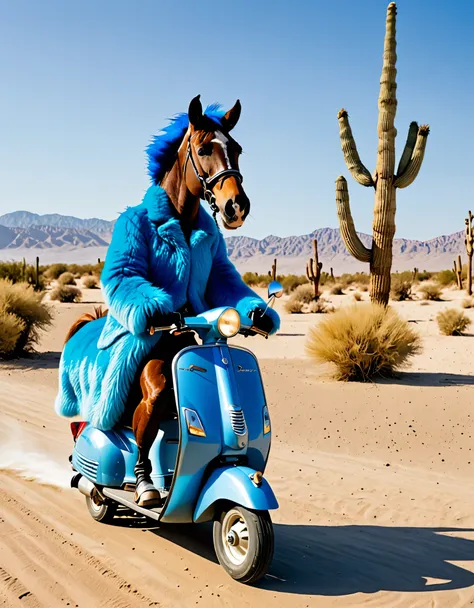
(64, 306, 108, 345)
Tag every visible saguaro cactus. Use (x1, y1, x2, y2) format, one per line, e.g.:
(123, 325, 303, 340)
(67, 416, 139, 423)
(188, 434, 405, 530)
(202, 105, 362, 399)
(268, 258, 277, 281)
(453, 255, 463, 290)
(35, 256, 40, 290)
(465, 211, 474, 296)
(306, 239, 323, 300)
(335, 2, 429, 306)
(412, 267, 418, 282)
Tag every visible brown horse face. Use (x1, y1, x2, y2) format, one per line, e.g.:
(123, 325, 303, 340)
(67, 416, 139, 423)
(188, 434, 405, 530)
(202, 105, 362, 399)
(187, 96, 250, 230)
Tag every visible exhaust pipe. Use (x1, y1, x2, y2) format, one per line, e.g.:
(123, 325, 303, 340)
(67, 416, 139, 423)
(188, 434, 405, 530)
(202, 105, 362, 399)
(71, 473, 96, 498)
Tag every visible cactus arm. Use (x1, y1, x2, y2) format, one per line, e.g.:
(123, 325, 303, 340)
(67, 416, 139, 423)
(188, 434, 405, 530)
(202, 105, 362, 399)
(306, 262, 312, 282)
(394, 125, 430, 188)
(396, 121, 418, 177)
(336, 176, 372, 263)
(337, 109, 374, 187)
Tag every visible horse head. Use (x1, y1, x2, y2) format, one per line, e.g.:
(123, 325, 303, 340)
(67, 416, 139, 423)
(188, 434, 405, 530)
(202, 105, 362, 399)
(182, 95, 250, 230)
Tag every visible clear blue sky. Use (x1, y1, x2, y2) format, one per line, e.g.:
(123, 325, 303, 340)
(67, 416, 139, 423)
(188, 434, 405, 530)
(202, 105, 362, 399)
(1, 0, 472, 240)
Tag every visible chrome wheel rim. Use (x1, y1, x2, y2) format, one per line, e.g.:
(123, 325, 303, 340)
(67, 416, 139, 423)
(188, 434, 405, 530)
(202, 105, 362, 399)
(222, 510, 249, 566)
(89, 494, 102, 511)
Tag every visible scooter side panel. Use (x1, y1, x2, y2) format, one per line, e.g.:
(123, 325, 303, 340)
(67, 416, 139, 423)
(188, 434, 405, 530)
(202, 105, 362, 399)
(193, 465, 279, 523)
(161, 347, 222, 523)
(228, 346, 271, 472)
(72, 420, 179, 489)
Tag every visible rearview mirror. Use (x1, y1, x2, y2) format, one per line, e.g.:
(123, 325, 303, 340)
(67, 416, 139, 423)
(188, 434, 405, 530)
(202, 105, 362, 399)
(268, 281, 284, 300)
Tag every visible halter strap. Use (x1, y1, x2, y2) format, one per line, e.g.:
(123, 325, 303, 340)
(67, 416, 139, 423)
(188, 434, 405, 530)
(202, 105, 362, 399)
(183, 135, 243, 215)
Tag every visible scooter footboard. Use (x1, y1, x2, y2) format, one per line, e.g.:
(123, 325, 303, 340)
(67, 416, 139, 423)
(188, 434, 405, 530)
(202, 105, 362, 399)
(193, 466, 278, 523)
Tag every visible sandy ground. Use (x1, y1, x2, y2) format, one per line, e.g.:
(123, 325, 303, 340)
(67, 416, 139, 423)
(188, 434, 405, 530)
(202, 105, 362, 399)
(1, 283, 474, 607)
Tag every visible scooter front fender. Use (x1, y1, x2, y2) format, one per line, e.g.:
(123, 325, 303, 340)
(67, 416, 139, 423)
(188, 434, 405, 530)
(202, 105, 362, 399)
(193, 465, 278, 523)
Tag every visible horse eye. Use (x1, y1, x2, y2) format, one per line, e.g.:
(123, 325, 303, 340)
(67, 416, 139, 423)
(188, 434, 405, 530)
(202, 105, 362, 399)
(198, 144, 212, 157)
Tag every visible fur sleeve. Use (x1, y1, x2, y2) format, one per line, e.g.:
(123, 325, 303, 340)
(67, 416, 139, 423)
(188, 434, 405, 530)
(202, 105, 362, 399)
(205, 232, 280, 334)
(100, 211, 173, 335)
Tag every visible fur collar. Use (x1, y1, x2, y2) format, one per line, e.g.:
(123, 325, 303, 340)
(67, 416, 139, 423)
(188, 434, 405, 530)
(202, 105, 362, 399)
(141, 185, 218, 248)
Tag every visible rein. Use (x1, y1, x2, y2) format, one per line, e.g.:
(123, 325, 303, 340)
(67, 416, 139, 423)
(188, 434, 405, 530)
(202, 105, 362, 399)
(184, 135, 243, 218)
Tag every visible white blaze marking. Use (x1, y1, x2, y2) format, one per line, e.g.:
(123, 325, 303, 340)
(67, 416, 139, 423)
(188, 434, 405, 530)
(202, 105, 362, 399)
(211, 130, 231, 169)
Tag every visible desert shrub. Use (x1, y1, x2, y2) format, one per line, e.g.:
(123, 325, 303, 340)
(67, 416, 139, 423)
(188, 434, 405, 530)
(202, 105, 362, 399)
(280, 274, 307, 294)
(461, 297, 474, 309)
(0, 311, 26, 357)
(434, 269, 456, 287)
(353, 292, 362, 302)
(57, 271, 76, 286)
(339, 272, 370, 288)
(0, 261, 45, 290)
(392, 270, 413, 283)
(82, 274, 99, 289)
(308, 298, 334, 314)
(437, 309, 471, 336)
(419, 283, 443, 301)
(284, 297, 304, 314)
(330, 283, 344, 295)
(357, 283, 369, 292)
(0, 279, 53, 356)
(417, 271, 433, 282)
(44, 263, 69, 281)
(50, 285, 82, 303)
(306, 303, 422, 381)
(291, 284, 315, 304)
(390, 279, 413, 301)
(419, 301, 430, 306)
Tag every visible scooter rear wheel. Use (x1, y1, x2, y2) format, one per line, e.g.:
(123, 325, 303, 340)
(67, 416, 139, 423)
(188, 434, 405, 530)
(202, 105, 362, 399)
(213, 505, 274, 584)
(85, 495, 117, 523)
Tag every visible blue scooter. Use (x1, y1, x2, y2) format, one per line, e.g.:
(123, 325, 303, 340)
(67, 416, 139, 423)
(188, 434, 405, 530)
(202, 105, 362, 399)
(69, 281, 283, 584)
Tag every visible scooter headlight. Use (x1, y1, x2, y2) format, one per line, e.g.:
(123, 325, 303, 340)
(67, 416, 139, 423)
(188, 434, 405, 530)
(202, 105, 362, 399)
(217, 308, 241, 338)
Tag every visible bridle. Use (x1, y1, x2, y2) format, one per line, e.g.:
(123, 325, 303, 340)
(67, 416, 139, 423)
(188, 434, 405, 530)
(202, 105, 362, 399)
(183, 134, 243, 216)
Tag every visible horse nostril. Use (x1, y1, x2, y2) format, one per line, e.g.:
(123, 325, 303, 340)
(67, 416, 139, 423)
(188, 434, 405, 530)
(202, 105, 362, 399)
(224, 200, 235, 219)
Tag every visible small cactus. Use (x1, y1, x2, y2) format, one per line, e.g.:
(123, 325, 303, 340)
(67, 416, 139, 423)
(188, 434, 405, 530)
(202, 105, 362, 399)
(453, 255, 463, 290)
(412, 267, 418, 282)
(35, 256, 40, 291)
(268, 258, 277, 281)
(306, 239, 323, 301)
(465, 211, 474, 296)
(330, 267, 335, 282)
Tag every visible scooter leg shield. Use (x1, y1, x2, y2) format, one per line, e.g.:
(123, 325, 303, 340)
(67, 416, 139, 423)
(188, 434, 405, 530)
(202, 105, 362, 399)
(193, 465, 278, 523)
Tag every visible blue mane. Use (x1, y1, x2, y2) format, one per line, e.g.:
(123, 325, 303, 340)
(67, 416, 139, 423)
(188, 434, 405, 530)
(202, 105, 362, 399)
(146, 103, 225, 185)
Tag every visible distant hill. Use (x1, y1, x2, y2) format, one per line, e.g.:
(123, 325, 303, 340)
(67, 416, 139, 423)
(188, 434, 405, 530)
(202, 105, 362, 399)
(0, 211, 465, 273)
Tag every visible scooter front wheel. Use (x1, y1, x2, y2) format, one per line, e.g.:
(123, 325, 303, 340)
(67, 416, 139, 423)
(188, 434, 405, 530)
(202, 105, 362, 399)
(85, 495, 117, 523)
(213, 506, 274, 584)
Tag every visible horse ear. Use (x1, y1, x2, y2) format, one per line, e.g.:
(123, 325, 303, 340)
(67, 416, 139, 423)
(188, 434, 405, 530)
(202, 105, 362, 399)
(188, 95, 203, 129)
(222, 100, 241, 132)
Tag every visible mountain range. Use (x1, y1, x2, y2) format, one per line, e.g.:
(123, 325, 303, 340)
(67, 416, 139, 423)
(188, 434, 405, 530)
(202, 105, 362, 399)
(0, 211, 465, 274)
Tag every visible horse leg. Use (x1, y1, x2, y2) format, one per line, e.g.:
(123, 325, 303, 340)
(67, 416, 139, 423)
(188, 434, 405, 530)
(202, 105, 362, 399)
(132, 359, 167, 508)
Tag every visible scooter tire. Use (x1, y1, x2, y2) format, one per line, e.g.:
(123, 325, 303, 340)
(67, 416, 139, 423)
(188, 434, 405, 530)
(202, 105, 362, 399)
(85, 495, 117, 523)
(213, 505, 274, 584)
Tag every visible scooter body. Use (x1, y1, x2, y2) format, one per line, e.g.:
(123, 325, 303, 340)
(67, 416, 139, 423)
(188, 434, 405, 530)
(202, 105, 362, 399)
(72, 341, 276, 522)
(70, 282, 283, 584)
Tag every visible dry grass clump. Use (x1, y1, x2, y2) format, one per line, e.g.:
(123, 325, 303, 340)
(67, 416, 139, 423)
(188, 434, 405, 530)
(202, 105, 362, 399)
(437, 309, 471, 336)
(308, 298, 333, 314)
(434, 269, 456, 287)
(418, 283, 443, 301)
(82, 274, 99, 289)
(284, 284, 314, 313)
(306, 303, 422, 381)
(50, 285, 82, 303)
(353, 292, 362, 302)
(0, 279, 53, 357)
(330, 283, 344, 295)
(461, 297, 474, 309)
(419, 301, 430, 306)
(57, 271, 76, 286)
(390, 279, 413, 301)
(44, 263, 69, 281)
(284, 298, 304, 314)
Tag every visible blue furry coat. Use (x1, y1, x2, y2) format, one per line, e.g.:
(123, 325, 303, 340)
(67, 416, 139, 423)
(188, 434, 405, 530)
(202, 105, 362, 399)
(55, 185, 280, 430)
